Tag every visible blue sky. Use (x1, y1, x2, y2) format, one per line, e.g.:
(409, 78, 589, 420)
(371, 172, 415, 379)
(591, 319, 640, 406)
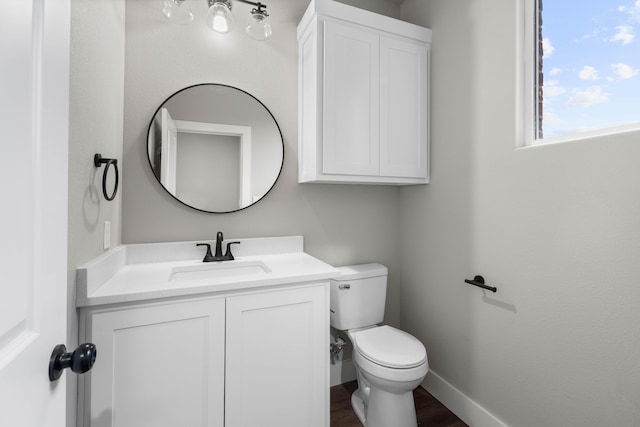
(540, 0, 640, 138)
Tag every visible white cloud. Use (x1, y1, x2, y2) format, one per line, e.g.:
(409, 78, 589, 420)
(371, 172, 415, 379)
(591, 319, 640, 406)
(566, 86, 610, 107)
(542, 37, 555, 58)
(544, 80, 566, 97)
(543, 110, 563, 125)
(577, 27, 604, 42)
(611, 62, 640, 78)
(618, 1, 640, 24)
(610, 25, 635, 44)
(579, 65, 599, 80)
(550, 67, 562, 76)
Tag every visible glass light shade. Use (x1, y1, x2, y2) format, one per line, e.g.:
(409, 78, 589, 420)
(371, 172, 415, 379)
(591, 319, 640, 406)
(206, 1, 235, 34)
(162, 0, 194, 25)
(246, 11, 272, 41)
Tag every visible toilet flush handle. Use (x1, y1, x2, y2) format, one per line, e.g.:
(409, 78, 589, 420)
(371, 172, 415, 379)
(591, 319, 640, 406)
(338, 284, 350, 290)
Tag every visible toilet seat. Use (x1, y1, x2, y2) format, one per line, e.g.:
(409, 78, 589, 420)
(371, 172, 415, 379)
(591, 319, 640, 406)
(351, 325, 427, 368)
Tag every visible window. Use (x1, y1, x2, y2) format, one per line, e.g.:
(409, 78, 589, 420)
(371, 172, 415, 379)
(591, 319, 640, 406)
(524, 0, 640, 145)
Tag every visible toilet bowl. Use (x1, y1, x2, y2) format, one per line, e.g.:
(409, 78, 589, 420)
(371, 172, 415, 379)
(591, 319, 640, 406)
(330, 264, 428, 427)
(348, 326, 428, 427)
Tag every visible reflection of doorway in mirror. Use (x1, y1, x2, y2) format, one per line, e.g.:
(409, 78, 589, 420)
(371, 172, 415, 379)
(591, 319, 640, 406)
(173, 120, 252, 211)
(176, 132, 240, 212)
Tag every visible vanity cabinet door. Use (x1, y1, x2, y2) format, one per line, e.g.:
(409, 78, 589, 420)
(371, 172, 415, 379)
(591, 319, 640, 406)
(83, 298, 225, 427)
(225, 285, 329, 427)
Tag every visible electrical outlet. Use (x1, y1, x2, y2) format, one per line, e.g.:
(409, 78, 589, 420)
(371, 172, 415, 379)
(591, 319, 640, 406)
(103, 221, 111, 250)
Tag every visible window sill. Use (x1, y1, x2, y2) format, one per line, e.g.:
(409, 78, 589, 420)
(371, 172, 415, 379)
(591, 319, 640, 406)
(529, 122, 640, 147)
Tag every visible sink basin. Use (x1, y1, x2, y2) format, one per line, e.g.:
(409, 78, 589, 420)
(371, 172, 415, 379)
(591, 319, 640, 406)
(169, 260, 271, 283)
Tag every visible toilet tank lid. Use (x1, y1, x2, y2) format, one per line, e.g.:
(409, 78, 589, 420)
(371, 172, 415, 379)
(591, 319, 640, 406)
(334, 263, 388, 280)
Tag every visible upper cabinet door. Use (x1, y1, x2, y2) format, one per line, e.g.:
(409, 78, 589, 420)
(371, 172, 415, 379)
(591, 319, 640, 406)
(322, 20, 380, 176)
(379, 36, 430, 179)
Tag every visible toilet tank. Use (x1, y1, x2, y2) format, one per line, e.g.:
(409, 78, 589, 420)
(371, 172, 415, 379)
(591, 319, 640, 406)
(330, 263, 388, 330)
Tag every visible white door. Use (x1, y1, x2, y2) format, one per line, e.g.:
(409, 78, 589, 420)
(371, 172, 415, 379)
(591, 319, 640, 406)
(0, 1, 70, 426)
(160, 108, 178, 194)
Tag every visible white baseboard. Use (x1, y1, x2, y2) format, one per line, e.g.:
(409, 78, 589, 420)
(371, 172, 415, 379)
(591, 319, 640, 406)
(332, 358, 507, 426)
(422, 370, 509, 427)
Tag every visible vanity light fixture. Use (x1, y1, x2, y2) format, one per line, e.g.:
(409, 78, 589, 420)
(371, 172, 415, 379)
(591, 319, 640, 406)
(244, 2, 272, 41)
(162, 0, 272, 41)
(162, 0, 195, 25)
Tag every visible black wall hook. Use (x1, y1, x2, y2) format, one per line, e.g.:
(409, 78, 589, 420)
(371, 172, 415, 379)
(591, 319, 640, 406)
(94, 153, 119, 201)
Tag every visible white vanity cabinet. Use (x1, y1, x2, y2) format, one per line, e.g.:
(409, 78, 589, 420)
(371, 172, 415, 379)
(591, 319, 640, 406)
(78, 284, 329, 427)
(298, 0, 431, 185)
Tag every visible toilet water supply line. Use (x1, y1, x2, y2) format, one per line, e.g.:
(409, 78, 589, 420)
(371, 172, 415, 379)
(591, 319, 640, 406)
(330, 336, 346, 361)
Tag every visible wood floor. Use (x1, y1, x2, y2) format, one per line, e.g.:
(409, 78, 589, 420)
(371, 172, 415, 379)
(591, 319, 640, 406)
(330, 381, 468, 427)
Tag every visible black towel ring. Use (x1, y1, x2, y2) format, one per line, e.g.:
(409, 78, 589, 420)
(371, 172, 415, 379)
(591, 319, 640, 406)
(94, 153, 119, 201)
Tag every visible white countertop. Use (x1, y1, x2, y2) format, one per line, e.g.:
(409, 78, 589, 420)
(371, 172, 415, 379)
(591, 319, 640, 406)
(76, 236, 341, 307)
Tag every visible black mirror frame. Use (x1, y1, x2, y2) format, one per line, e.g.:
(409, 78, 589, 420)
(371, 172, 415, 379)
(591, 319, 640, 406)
(146, 83, 284, 214)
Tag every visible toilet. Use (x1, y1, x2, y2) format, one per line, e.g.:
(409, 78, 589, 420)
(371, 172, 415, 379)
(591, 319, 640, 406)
(330, 263, 428, 427)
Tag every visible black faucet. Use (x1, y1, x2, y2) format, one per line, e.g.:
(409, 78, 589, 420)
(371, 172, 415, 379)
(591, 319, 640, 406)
(197, 232, 240, 262)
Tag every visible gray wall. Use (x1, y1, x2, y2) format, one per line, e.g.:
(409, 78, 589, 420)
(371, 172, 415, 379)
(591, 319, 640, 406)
(399, 0, 640, 425)
(121, 0, 403, 326)
(68, 0, 125, 425)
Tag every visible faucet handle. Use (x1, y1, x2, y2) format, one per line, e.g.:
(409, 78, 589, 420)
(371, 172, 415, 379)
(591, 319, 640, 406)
(224, 241, 241, 261)
(196, 243, 214, 262)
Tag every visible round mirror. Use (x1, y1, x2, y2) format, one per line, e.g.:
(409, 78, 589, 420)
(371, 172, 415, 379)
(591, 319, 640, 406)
(147, 84, 284, 213)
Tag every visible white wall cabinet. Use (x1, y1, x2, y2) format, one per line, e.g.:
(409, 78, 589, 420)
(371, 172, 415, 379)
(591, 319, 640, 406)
(78, 284, 328, 427)
(298, 0, 432, 185)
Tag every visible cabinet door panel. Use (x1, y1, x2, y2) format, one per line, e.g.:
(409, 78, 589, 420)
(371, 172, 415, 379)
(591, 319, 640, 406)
(380, 37, 429, 179)
(225, 286, 328, 427)
(88, 299, 225, 427)
(323, 20, 379, 176)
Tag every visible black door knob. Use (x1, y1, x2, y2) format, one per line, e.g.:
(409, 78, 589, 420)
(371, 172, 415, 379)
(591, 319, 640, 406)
(49, 343, 97, 382)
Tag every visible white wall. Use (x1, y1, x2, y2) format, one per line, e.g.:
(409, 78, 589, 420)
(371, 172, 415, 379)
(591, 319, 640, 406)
(68, 1, 125, 426)
(399, 0, 640, 425)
